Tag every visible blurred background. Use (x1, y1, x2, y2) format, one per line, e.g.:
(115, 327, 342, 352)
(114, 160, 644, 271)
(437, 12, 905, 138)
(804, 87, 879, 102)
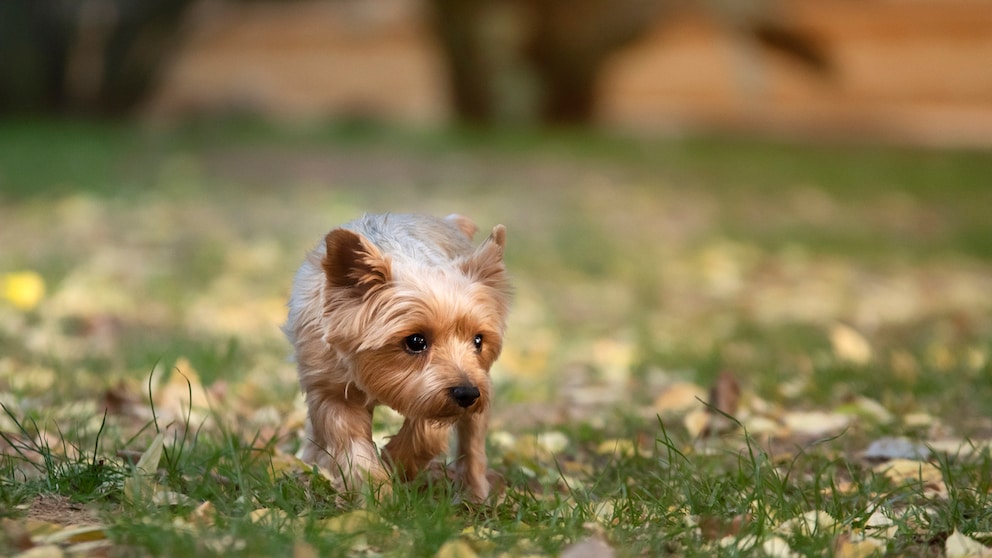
(2, 0, 992, 145)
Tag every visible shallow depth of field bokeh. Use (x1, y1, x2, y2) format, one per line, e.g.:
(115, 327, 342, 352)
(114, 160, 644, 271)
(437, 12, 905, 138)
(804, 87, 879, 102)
(2, 1, 992, 556)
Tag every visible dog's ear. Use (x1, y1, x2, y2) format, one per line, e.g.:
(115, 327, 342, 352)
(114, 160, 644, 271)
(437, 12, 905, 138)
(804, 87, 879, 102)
(461, 225, 509, 292)
(323, 228, 391, 295)
(444, 213, 478, 240)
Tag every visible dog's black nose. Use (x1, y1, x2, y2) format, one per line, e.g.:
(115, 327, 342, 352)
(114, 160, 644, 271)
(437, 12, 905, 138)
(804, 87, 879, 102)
(450, 385, 480, 408)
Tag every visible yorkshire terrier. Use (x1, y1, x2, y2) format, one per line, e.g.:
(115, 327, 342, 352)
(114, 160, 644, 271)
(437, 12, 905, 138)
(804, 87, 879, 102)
(284, 213, 510, 502)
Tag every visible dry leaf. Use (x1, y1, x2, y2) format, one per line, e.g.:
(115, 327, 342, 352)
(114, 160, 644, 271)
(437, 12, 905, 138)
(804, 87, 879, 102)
(190, 501, 216, 526)
(762, 535, 800, 558)
(249, 508, 288, 525)
(946, 529, 992, 558)
(124, 433, 167, 502)
(783, 411, 851, 437)
(834, 533, 885, 558)
(698, 513, 751, 540)
(874, 459, 947, 498)
(135, 433, 165, 474)
(653, 382, 707, 415)
(708, 371, 741, 416)
(293, 541, 319, 558)
(862, 437, 929, 461)
(595, 439, 637, 458)
(36, 524, 107, 545)
(322, 510, 387, 535)
(15, 545, 65, 558)
(435, 539, 478, 558)
(830, 323, 872, 365)
(776, 510, 839, 537)
(560, 536, 616, 558)
(684, 409, 710, 439)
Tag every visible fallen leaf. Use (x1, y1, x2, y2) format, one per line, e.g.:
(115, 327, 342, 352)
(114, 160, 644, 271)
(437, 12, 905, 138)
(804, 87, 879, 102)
(783, 411, 851, 437)
(36, 524, 107, 545)
(684, 409, 710, 439)
(698, 513, 751, 540)
(834, 533, 885, 558)
(151, 490, 194, 506)
(560, 536, 616, 558)
(762, 535, 800, 558)
(249, 508, 288, 525)
(435, 539, 478, 558)
(124, 433, 167, 502)
(293, 541, 319, 558)
(862, 437, 929, 461)
(830, 323, 872, 365)
(322, 510, 388, 535)
(135, 433, 165, 475)
(776, 510, 839, 537)
(874, 459, 947, 498)
(708, 371, 741, 416)
(947, 529, 992, 558)
(595, 439, 637, 458)
(653, 382, 707, 416)
(1, 271, 46, 311)
(14, 544, 64, 558)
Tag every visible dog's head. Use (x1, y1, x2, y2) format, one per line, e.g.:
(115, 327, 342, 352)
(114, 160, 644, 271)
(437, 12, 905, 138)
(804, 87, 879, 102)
(320, 224, 510, 421)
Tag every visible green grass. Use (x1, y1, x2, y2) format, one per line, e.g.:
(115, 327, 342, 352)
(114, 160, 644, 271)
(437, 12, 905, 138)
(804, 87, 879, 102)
(2, 119, 992, 556)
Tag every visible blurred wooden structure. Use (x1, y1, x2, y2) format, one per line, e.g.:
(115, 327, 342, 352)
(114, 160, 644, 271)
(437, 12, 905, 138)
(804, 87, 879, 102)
(148, 0, 992, 147)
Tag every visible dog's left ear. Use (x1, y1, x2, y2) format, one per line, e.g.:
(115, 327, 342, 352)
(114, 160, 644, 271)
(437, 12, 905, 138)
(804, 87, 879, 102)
(461, 225, 509, 292)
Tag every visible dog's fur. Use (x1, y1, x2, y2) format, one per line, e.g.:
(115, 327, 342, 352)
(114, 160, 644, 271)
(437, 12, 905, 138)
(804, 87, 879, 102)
(284, 213, 510, 502)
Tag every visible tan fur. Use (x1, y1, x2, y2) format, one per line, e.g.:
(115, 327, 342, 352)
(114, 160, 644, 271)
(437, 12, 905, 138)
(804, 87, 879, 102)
(284, 213, 510, 501)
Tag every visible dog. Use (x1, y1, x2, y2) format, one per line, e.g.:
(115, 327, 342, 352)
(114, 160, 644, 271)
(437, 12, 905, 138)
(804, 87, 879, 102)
(284, 213, 510, 502)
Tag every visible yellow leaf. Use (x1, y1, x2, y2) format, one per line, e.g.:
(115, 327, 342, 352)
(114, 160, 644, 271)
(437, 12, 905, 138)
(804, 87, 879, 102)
(249, 508, 287, 525)
(15, 544, 64, 558)
(190, 501, 216, 526)
(834, 534, 885, 558)
(322, 510, 386, 535)
(595, 439, 637, 458)
(830, 323, 872, 365)
(435, 539, 478, 558)
(776, 510, 839, 537)
(684, 409, 709, 439)
(874, 459, 947, 498)
(37, 524, 107, 545)
(653, 382, 707, 415)
(151, 490, 194, 506)
(136, 433, 165, 474)
(1, 271, 45, 311)
(783, 411, 851, 437)
(947, 529, 992, 558)
(761, 535, 800, 558)
(293, 541, 319, 558)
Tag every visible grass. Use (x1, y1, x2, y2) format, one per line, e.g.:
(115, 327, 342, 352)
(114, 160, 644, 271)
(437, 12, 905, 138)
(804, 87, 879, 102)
(2, 118, 992, 556)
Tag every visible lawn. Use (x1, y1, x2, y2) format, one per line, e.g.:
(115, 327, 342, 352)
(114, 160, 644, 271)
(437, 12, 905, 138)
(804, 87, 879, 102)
(2, 120, 992, 556)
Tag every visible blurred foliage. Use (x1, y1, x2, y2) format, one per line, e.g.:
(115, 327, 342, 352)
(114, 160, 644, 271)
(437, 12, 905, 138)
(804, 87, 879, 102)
(0, 0, 193, 115)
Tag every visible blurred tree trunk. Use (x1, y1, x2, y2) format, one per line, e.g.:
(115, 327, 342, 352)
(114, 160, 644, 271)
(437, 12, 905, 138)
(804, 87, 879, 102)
(428, 0, 829, 127)
(0, 0, 193, 116)
(428, 0, 668, 126)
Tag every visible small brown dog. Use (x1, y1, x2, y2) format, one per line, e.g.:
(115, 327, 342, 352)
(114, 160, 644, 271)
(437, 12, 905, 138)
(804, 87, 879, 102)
(284, 213, 510, 502)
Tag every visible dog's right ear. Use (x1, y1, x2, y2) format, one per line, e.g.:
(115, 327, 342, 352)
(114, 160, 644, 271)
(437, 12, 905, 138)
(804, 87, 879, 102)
(323, 229, 391, 296)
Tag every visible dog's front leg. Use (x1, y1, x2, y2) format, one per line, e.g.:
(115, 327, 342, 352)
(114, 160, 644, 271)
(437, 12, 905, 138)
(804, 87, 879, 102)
(303, 395, 388, 491)
(455, 410, 490, 503)
(380, 418, 450, 481)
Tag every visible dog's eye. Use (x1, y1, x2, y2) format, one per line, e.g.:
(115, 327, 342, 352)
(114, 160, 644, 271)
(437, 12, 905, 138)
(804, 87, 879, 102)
(473, 334, 483, 352)
(404, 334, 429, 354)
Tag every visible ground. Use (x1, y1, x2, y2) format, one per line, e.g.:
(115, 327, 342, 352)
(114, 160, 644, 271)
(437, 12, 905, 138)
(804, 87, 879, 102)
(1, 121, 992, 556)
